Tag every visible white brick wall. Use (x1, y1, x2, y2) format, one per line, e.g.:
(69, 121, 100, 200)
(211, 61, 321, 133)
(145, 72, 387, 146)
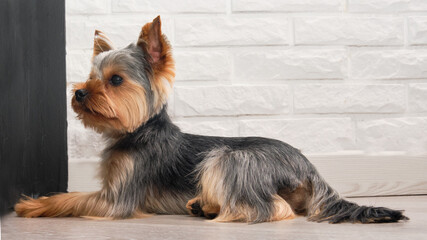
(66, 0, 427, 168)
(295, 17, 404, 46)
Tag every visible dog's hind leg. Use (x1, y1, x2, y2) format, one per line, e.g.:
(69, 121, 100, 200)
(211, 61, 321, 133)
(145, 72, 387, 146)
(269, 195, 295, 221)
(186, 197, 205, 217)
(186, 197, 220, 219)
(191, 147, 295, 223)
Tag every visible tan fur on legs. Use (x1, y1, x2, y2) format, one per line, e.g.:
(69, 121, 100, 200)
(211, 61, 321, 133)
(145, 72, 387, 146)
(212, 197, 295, 223)
(213, 205, 249, 222)
(202, 204, 220, 219)
(15, 192, 100, 218)
(186, 196, 204, 217)
(186, 197, 200, 213)
(186, 197, 220, 219)
(14, 191, 149, 219)
(269, 195, 296, 221)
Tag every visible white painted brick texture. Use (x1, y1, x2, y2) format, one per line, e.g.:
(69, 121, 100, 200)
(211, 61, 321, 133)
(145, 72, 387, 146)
(174, 16, 290, 46)
(409, 84, 427, 112)
(408, 17, 427, 45)
(111, 0, 226, 13)
(174, 85, 290, 116)
(66, 0, 427, 167)
(357, 118, 427, 155)
(294, 84, 406, 113)
(350, 49, 427, 79)
(295, 17, 403, 46)
(234, 48, 347, 80)
(348, 0, 427, 12)
(174, 49, 231, 81)
(232, 0, 343, 12)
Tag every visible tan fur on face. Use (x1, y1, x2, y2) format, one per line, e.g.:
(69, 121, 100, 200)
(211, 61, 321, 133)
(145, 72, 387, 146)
(71, 70, 148, 134)
(73, 16, 175, 134)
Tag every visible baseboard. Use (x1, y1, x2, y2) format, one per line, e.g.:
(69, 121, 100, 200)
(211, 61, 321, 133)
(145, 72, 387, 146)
(309, 155, 427, 197)
(68, 155, 427, 197)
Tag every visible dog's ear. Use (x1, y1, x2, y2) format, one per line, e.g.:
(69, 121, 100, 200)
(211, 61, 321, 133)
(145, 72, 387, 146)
(137, 16, 163, 64)
(137, 16, 175, 111)
(93, 30, 114, 59)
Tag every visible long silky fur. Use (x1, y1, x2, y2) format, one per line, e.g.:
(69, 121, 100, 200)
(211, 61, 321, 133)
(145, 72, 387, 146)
(15, 17, 409, 224)
(108, 107, 408, 223)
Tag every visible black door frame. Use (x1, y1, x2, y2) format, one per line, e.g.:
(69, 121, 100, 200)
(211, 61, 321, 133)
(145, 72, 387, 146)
(0, 0, 68, 215)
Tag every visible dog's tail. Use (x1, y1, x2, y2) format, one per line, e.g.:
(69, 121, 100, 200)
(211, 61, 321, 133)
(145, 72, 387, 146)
(306, 174, 409, 223)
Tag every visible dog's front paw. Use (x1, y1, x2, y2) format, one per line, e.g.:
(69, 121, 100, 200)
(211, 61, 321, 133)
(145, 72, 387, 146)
(15, 196, 51, 218)
(186, 198, 204, 217)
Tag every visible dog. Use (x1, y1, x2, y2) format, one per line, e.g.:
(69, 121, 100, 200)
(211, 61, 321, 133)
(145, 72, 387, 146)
(15, 16, 408, 224)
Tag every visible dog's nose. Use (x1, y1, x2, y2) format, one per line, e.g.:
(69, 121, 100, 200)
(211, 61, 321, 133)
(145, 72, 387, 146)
(75, 89, 88, 102)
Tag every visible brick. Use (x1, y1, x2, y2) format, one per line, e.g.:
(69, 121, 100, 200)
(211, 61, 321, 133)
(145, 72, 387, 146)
(350, 49, 427, 79)
(409, 84, 427, 112)
(295, 17, 403, 45)
(66, 50, 92, 83)
(111, 0, 226, 13)
(174, 120, 239, 137)
(66, 0, 110, 15)
(294, 84, 406, 113)
(234, 48, 346, 80)
(174, 85, 290, 116)
(348, 0, 427, 12)
(357, 117, 427, 155)
(66, 17, 93, 50)
(174, 16, 290, 46)
(408, 17, 427, 45)
(174, 49, 231, 81)
(239, 118, 355, 154)
(232, 0, 343, 12)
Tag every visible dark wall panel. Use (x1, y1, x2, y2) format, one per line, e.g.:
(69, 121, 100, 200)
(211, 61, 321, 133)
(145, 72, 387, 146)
(0, 0, 67, 215)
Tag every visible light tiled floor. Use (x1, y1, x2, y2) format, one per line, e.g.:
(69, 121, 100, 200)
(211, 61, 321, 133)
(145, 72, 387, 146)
(2, 196, 426, 240)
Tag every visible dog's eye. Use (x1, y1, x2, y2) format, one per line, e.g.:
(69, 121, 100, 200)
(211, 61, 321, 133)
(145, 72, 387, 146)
(110, 75, 123, 86)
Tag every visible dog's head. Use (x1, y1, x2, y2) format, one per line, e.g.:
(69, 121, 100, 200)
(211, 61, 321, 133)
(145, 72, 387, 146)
(72, 16, 174, 135)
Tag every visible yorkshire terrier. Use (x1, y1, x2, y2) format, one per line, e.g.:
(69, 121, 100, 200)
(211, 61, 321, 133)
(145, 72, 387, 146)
(15, 16, 408, 224)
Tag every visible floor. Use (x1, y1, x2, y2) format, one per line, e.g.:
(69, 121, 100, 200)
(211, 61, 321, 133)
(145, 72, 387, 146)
(2, 196, 426, 240)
